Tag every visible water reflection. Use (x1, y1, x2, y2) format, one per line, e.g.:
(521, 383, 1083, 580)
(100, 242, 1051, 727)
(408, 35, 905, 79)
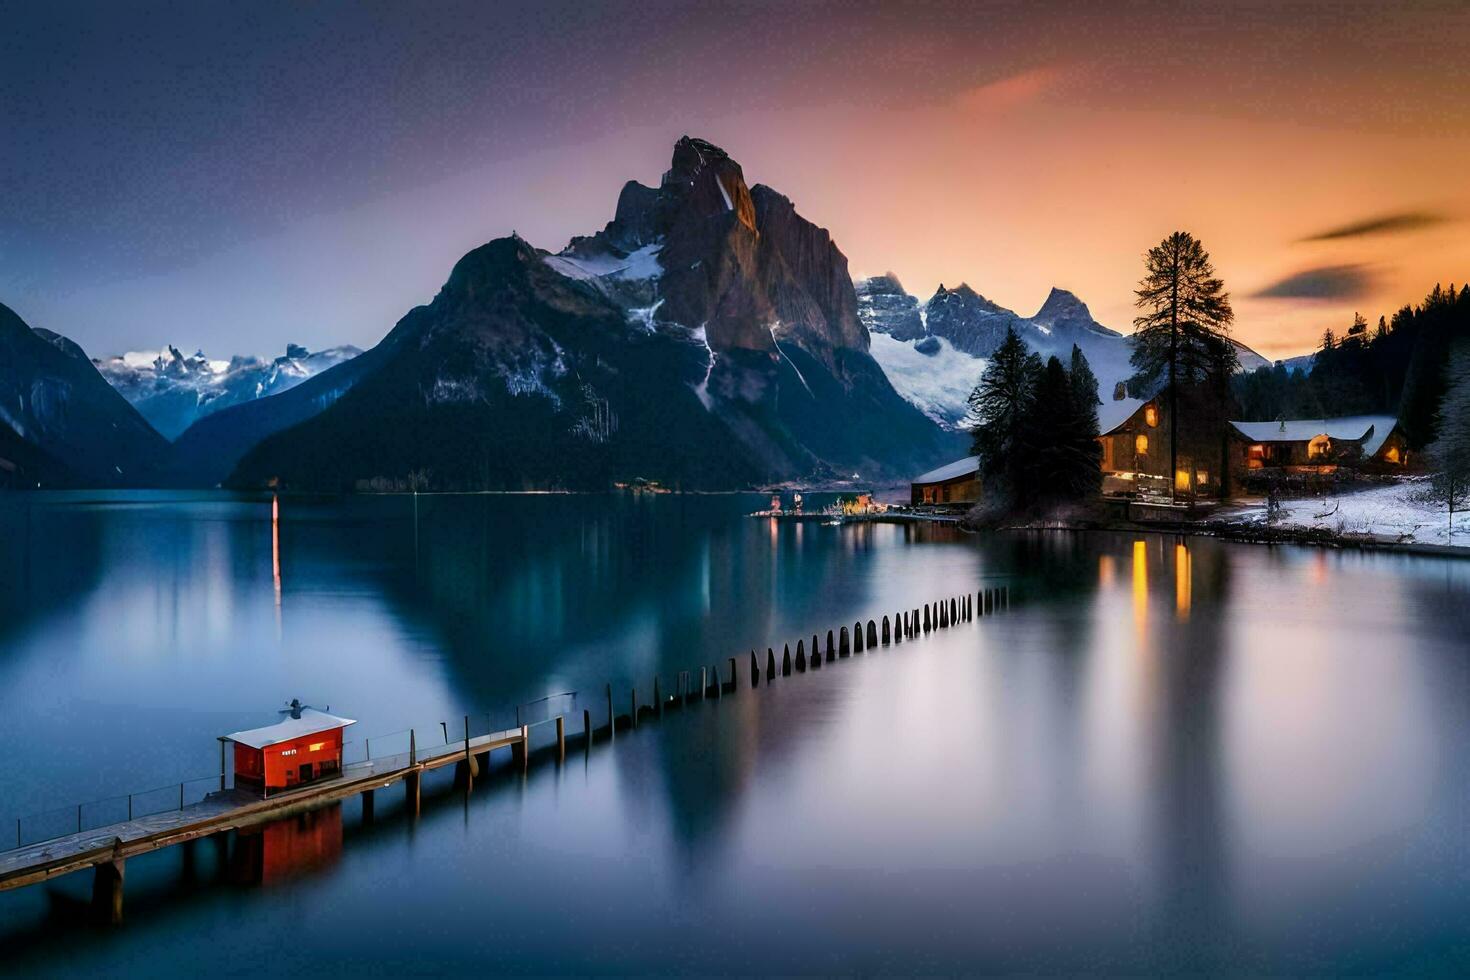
(0, 498, 1466, 973)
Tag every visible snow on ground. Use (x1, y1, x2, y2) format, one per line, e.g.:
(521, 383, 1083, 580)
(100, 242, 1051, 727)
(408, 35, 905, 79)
(1223, 477, 1470, 548)
(867, 331, 984, 429)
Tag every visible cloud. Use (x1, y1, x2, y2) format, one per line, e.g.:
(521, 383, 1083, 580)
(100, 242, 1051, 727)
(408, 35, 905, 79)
(1299, 211, 1446, 242)
(1252, 264, 1374, 301)
(953, 66, 1064, 113)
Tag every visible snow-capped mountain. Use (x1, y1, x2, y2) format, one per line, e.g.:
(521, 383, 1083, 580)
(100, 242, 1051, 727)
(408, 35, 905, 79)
(857, 275, 1270, 428)
(95, 343, 361, 439)
(196, 137, 959, 491)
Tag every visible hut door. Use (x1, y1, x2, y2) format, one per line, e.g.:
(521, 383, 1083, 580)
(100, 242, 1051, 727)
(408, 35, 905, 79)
(299, 763, 314, 783)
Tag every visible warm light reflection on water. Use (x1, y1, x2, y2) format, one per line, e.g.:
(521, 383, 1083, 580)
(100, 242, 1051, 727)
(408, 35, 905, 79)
(1175, 542, 1192, 620)
(1132, 538, 1148, 638)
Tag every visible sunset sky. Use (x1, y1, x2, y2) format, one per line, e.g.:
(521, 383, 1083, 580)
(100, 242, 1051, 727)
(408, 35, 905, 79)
(4, 0, 1468, 361)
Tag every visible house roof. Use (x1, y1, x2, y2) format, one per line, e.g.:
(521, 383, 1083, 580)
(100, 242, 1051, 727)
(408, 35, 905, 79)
(1229, 415, 1397, 448)
(912, 454, 980, 485)
(223, 708, 356, 750)
(1098, 397, 1146, 436)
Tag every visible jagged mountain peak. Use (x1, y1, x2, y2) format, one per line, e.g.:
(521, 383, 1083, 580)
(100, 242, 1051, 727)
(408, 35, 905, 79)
(1034, 286, 1090, 321)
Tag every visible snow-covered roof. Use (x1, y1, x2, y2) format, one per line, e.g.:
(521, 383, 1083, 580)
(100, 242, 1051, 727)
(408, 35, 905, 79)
(912, 455, 980, 485)
(1229, 416, 1393, 446)
(1098, 397, 1146, 436)
(223, 708, 356, 750)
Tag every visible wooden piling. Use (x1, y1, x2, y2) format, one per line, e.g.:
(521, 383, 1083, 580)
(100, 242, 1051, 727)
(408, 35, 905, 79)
(728, 656, 737, 694)
(631, 688, 638, 729)
(882, 616, 890, 644)
(912, 608, 919, 636)
(464, 716, 478, 788)
(924, 604, 931, 632)
(519, 725, 530, 770)
(654, 676, 663, 717)
(90, 846, 124, 925)
(854, 622, 864, 653)
(839, 626, 850, 657)
(782, 644, 792, 676)
(406, 770, 421, 817)
(950, 597, 957, 624)
(362, 789, 374, 823)
(750, 650, 760, 687)
(556, 715, 565, 763)
(867, 619, 878, 648)
(795, 640, 806, 671)
(700, 666, 708, 699)
(826, 629, 835, 662)
(584, 708, 593, 746)
(766, 647, 776, 682)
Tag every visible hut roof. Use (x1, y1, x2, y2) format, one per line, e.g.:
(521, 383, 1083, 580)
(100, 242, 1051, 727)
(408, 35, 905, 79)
(1098, 397, 1146, 436)
(223, 708, 356, 749)
(912, 455, 980, 485)
(1229, 415, 1396, 448)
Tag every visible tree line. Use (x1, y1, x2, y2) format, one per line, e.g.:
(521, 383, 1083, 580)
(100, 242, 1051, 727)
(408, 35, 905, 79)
(1233, 282, 1470, 450)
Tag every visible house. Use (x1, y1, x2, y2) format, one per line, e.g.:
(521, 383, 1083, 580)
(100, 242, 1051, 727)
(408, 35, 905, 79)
(910, 455, 981, 505)
(1230, 415, 1408, 472)
(1099, 396, 1411, 500)
(222, 701, 355, 794)
(1096, 396, 1224, 497)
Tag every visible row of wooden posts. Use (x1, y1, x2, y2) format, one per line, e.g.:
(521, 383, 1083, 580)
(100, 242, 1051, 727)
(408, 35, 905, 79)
(449, 584, 1014, 784)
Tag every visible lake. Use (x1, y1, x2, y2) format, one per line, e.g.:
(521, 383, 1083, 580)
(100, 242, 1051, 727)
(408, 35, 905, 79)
(0, 492, 1466, 974)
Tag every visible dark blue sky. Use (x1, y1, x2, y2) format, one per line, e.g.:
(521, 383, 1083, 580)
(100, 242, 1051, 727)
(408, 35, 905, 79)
(4, 1, 1466, 359)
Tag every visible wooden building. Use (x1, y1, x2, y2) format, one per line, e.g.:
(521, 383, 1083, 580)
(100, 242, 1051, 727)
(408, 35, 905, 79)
(910, 455, 981, 506)
(1096, 397, 1225, 497)
(1229, 415, 1408, 472)
(222, 703, 356, 794)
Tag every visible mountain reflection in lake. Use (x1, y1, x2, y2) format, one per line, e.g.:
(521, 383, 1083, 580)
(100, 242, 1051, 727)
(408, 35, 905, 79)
(0, 493, 1466, 974)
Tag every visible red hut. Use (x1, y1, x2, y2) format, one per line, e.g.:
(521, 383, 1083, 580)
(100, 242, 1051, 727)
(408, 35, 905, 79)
(222, 701, 355, 794)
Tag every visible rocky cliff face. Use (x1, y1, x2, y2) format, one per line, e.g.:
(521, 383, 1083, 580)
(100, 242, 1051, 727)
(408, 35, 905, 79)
(855, 274, 925, 341)
(0, 302, 171, 485)
(219, 137, 959, 491)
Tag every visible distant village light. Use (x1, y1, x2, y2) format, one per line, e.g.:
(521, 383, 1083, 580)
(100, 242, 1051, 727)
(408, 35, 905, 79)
(1144, 405, 1159, 427)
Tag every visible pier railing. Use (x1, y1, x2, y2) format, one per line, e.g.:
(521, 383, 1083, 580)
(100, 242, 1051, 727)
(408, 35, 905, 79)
(3, 585, 1009, 853)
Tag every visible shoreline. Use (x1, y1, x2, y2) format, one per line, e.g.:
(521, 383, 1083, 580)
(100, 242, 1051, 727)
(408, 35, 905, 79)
(989, 514, 1470, 560)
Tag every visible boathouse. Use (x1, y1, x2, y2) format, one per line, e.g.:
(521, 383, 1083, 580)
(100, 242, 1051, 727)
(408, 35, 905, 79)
(222, 703, 355, 793)
(910, 455, 981, 506)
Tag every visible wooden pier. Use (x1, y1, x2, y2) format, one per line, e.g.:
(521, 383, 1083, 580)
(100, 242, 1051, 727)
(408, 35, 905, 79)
(0, 584, 1012, 920)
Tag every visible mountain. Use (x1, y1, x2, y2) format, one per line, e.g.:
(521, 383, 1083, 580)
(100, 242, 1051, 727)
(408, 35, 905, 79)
(220, 137, 959, 491)
(0, 302, 172, 486)
(857, 278, 1271, 428)
(95, 343, 361, 439)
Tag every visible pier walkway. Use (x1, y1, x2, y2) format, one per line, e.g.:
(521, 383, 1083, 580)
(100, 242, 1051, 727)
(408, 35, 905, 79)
(0, 585, 1010, 917)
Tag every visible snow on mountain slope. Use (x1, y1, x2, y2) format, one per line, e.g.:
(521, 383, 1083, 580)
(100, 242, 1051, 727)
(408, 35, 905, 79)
(96, 343, 361, 439)
(868, 332, 984, 429)
(860, 276, 1272, 423)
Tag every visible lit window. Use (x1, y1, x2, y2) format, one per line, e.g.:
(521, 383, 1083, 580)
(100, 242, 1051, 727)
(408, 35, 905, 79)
(1174, 469, 1192, 492)
(1385, 445, 1400, 463)
(1135, 434, 1149, 454)
(1144, 405, 1158, 427)
(1197, 470, 1209, 485)
(1308, 435, 1331, 459)
(1247, 444, 1265, 459)
(308, 742, 326, 752)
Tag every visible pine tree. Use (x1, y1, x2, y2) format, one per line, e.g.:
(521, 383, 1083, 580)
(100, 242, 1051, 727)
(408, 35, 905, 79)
(1016, 357, 1102, 505)
(1426, 340, 1470, 535)
(1069, 344, 1101, 414)
(967, 326, 1042, 504)
(1131, 231, 1237, 498)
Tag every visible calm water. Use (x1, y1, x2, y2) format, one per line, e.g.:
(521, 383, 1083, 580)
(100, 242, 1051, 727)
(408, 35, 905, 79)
(0, 492, 1466, 974)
